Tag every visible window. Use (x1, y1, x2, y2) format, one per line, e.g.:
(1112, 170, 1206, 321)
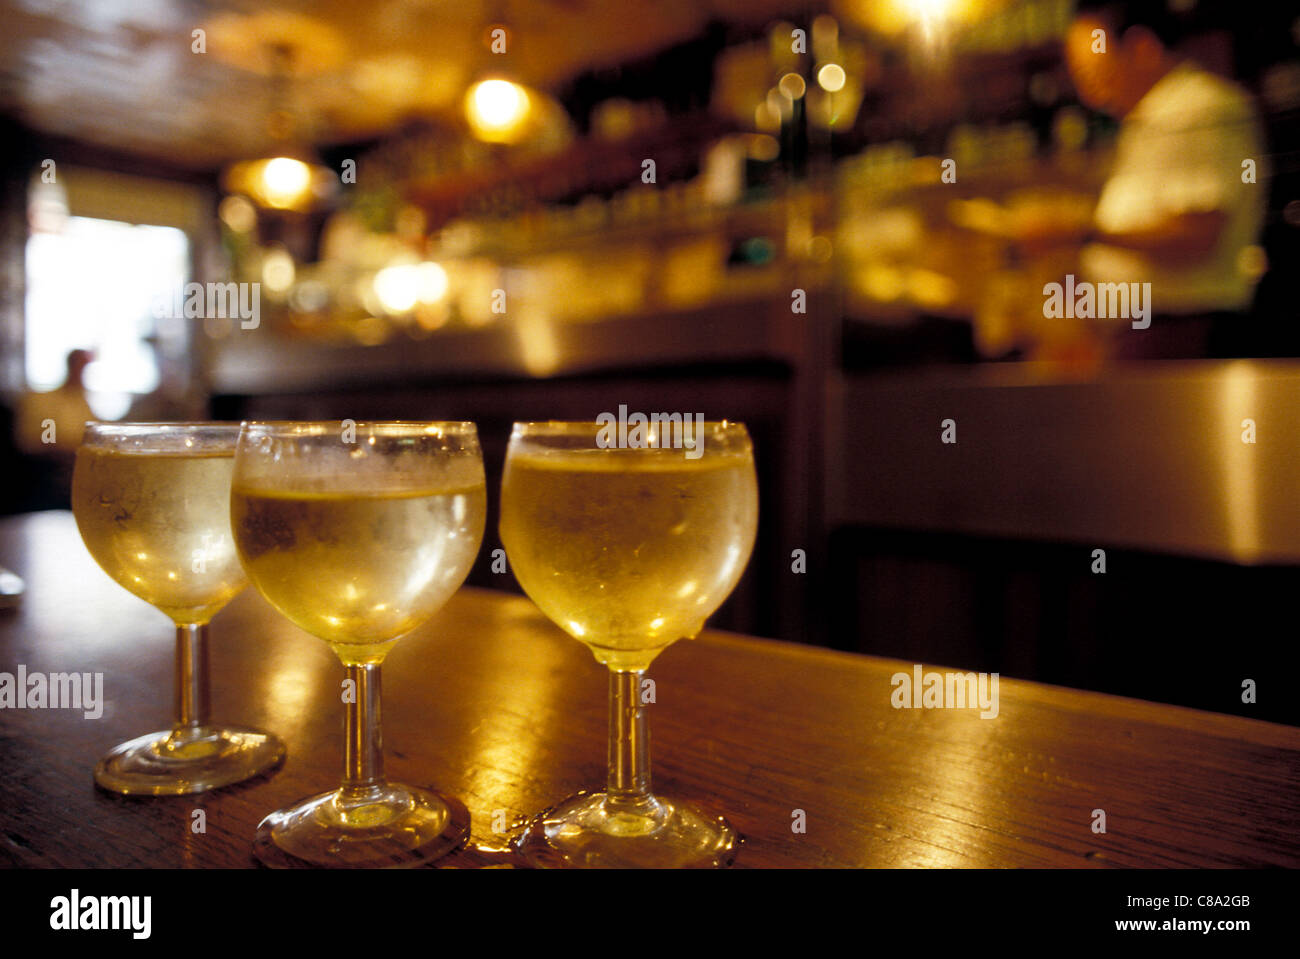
(25, 215, 190, 420)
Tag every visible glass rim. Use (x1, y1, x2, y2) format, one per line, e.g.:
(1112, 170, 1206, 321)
(79, 421, 246, 454)
(82, 420, 243, 434)
(238, 420, 479, 435)
(510, 419, 748, 433)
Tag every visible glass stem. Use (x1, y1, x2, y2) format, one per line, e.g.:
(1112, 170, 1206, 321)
(343, 664, 384, 799)
(606, 669, 652, 808)
(174, 623, 209, 731)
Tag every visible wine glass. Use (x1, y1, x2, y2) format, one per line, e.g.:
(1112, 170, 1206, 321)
(72, 422, 286, 795)
(232, 421, 485, 867)
(500, 420, 758, 867)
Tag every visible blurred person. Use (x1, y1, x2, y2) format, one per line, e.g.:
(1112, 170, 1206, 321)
(16, 349, 94, 456)
(13, 349, 95, 511)
(1015, 1, 1266, 359)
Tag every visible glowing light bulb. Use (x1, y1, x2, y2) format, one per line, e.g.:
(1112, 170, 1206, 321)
(903, 0, 954, 16)
(818, 63, 846, 93)
(260, 157, 312, 209)
(466, 79, 531, 142)
(374, 264, 419, 314)
(417, 261, 448, 303)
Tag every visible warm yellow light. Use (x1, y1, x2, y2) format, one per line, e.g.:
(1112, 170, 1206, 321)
(812, 14, 840, 60)
(818, 63, 847, 93)
(466, 79, 531, 142)
(907, 268, 957, 309)
(218, 195, 257, 233)
(417, 261, 449, 303)
(262, 247, 295, 293)
(1236, 245, 1268, 280)
(517, 309, 559, 376)
(223, 154, 330, 212)
(745, 134, 781, 162)
(862, 264, 905, 301)
(373, 260, 446, 314)
(902, 0, 956, 18)
(374, 264, 420, 314)
(843, 0, 979, 36)
(778, 73, 806, 100)
(261, 157, 312, 209)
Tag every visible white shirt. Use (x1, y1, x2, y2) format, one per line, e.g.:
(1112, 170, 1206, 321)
(1081, 63, 1266, 314)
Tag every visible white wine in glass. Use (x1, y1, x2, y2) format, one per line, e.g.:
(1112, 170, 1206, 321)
(500, 421, 758, 867)
(233, 421, 485, 868)
(72, 423, 285, 795)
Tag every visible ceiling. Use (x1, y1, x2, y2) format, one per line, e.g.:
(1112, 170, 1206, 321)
(0, 0, 818, 171)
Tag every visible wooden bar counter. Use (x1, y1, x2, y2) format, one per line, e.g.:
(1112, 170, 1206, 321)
(1, 511, 1297, 868)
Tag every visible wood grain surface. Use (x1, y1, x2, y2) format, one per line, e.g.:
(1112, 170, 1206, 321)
(1, 511, 1297, 868)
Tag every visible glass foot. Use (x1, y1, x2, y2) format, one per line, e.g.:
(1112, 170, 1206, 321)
(253, 783, 470, 868)
(94, 725, 285, 796)
(515, 791, 738, 868)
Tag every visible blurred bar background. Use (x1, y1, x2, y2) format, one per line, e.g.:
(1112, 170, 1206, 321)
(1, 1, 1297, 721)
